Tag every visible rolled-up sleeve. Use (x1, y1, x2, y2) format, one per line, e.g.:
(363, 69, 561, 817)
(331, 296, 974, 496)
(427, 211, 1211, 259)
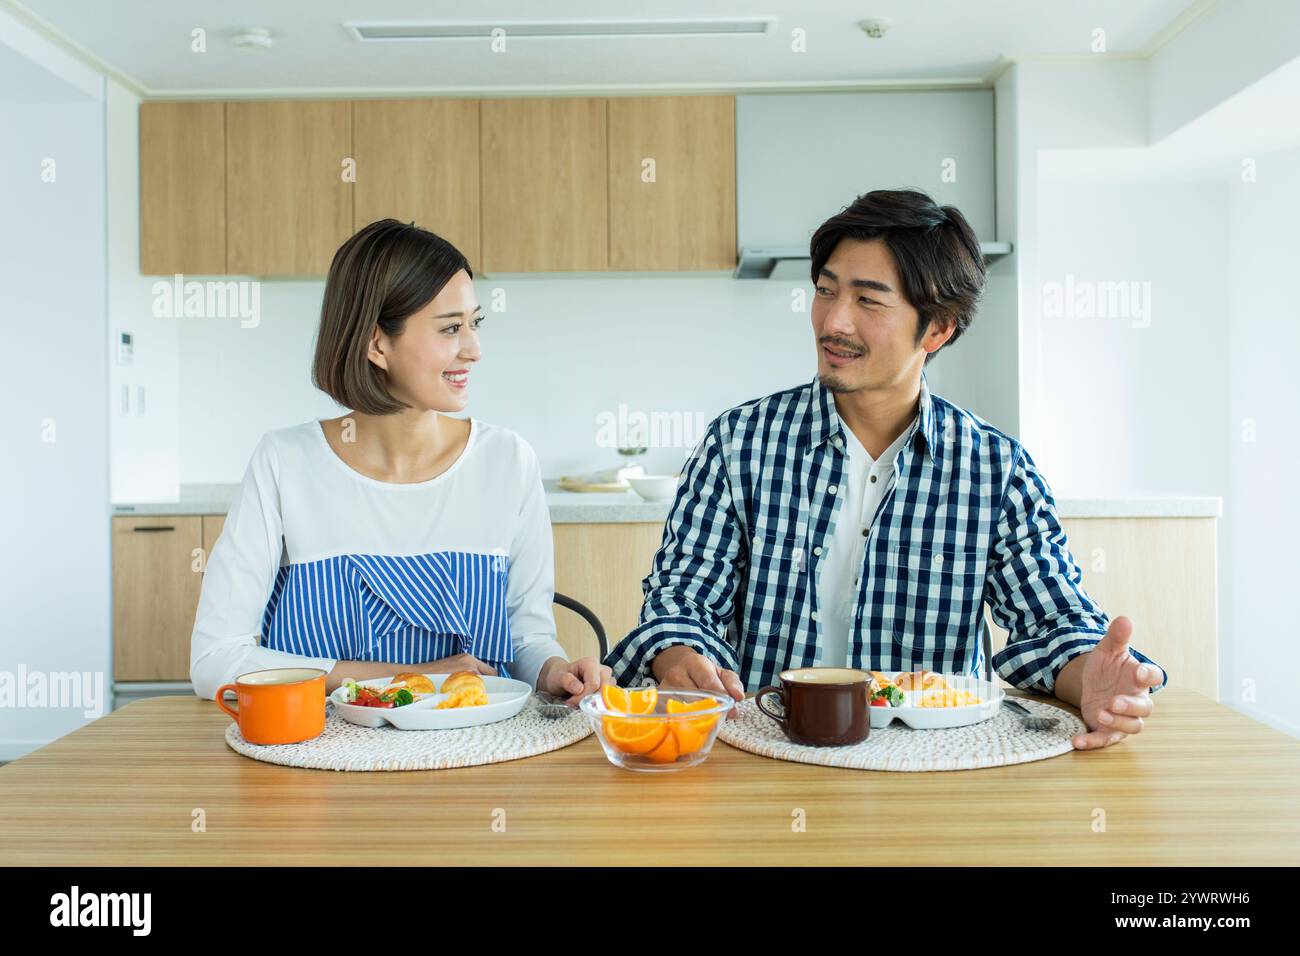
(604, 418, 744, 686)
(986, 445, 1168, 696)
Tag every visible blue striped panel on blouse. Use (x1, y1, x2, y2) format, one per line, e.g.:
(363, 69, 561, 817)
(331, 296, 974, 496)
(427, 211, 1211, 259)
(260, 551, 513, 677)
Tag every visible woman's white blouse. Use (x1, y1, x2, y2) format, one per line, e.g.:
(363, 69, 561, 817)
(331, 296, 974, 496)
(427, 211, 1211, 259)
(190, 418, 568, 699)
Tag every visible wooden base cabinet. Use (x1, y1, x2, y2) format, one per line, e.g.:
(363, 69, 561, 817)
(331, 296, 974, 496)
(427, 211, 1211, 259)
(112, 515, 225, 683)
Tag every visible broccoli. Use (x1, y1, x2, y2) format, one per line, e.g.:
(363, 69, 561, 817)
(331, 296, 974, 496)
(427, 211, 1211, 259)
(873, 684, 906, 707)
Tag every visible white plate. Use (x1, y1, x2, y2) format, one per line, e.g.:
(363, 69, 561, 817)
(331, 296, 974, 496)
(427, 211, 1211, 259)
(330, 673, 532, 731)
(869, 675, 1005, 729)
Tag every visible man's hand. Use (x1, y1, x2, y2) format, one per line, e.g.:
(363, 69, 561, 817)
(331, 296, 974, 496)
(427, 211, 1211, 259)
(1056, 616, 1164, 750)
(538, 656, 611, 707)
(651, 645, 745, 719)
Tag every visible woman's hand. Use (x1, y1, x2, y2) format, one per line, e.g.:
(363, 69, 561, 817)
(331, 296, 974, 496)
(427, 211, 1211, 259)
(538, 656, 611, 707)
(424, 653, 498, 676)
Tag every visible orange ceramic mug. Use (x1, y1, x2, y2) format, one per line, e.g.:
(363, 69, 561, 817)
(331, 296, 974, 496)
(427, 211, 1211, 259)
(216, 668, 327, 744)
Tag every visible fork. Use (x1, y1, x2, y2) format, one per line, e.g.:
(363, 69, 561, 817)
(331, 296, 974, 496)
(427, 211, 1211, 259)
(532, 691, 574, 720)
(1002, 697, 1060, 731)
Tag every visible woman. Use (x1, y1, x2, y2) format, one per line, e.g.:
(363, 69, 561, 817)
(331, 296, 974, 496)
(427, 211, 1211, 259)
(191, 219, 609, 704)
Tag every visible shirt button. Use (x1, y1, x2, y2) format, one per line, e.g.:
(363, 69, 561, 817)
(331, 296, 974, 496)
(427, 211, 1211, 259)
(933, 553, 945, 567)
(811, 610, 820, 621)
(813, 546, 823, 556)
(828, 484, 838, 495)
(861, 528, 869, 537)
(870, 475, 878, 483)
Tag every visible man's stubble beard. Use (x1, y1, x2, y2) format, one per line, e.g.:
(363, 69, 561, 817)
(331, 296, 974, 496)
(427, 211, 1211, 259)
(819, 370, 865, 394)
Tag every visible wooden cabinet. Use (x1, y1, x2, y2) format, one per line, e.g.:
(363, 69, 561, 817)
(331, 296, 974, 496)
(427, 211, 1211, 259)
(111, 511, 661, 683)
(608, 96, 736, 270)
(226, 100, 354, 275)
(352, 99, 481, 265)
(201, 515, 226, 565)
(140, 94, 738, 276)
(111, 509, 1216, 697)
(113, 517, 204, 682)
(552, 522, 663, 661)
(113, 514, 224, 686)
(480, 97, 609, 272)
(985, 516, 1219, 700)
(550, 514, 1218, 699)
(139, 101, 226, 274)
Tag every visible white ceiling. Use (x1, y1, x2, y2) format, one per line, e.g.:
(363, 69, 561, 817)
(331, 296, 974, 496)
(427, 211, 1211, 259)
(1039, 52, 1300, 182)
(0, 36, 92, 102)
(15, 0, 1203, 95)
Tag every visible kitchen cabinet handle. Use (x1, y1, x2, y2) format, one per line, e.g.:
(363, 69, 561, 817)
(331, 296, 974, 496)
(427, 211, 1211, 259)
(132, 525, 176, 533)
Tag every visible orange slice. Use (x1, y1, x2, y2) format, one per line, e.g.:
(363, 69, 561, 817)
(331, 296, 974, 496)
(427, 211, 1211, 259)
(666, 698, 717, 714)
(669, 717, 708, 754)
(666, 698, 721, 754)
(644, 729, 680, 763)
(601, 685, 657, 715)
(602, 716, 668, 754)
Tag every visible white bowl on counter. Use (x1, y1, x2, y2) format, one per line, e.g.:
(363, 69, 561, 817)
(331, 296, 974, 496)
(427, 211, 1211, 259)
(626, 474, 681, 501)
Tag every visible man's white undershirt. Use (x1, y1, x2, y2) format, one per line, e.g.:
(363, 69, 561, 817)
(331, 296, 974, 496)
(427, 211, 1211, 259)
(814, 407, 918, 668)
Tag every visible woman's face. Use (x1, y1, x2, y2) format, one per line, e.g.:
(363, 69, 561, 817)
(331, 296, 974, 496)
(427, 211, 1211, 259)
(368, 269, 482, 413)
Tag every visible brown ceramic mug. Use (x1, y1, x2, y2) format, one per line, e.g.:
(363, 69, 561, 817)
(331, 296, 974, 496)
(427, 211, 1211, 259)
(755, 667, 871, 746)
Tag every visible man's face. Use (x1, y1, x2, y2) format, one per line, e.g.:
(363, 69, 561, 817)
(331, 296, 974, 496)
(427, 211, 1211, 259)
(811, 237, 944, 393)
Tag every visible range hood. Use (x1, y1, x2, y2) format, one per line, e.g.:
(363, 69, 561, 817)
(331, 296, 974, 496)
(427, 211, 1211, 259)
(734, 241, 1013, 279)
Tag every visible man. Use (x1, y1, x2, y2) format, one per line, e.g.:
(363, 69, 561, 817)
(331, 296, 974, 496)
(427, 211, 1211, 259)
(604, 189, 1166, 751)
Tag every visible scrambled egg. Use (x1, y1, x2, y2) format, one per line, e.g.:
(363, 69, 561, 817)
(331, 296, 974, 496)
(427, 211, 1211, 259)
(918, 689, 982, 708)
(435, 685, 489, 710)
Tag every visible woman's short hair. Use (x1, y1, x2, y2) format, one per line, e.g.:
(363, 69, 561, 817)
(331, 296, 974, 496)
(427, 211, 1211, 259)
(313, 219, 472, 414)
(809, 190, 986, 365)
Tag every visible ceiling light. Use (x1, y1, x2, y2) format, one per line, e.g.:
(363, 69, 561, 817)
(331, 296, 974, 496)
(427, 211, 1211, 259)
(230, 28, 273, 50)
(857, 18, 891, 39)
(347, 19, 773, 41)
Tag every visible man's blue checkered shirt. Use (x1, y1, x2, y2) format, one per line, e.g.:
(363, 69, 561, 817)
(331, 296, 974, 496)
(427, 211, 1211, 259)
(604, 372, 1168, 697)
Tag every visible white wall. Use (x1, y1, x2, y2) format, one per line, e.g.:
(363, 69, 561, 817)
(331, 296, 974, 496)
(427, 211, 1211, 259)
(0, 25, 110, 760)
(1149, 0, 1300, 141)
(173, 276, 825, 481)
(1009, 59, 1149, 449)
(1030, 180, 1229, 497)
(736, 89, 1016, 434)
(1225, 142, 1300, 736)
(167, 275, 1017, 485)
(107, 79, 180, 501)
(94, 89, 1017, 488)
(1011, 52, 1300, 737)
(937, 67, 1021, 439)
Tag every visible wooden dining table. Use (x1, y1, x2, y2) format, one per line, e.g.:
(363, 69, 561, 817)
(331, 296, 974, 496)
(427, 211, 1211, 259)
(0, 686, 1296, 866)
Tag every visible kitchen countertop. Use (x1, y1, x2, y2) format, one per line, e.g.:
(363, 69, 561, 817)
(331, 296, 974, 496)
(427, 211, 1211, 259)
(111, 482, 1223, 522)
(112, 482, 675, 524)
(0, 688, 1294, 865)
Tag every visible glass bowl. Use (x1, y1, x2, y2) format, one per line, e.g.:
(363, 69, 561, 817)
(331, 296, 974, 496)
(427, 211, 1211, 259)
(580, 688, 734, 772)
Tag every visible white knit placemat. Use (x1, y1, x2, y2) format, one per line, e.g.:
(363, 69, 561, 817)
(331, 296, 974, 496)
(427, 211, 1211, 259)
(718, 697, 1085, 771)
(224, 698, 592, 771)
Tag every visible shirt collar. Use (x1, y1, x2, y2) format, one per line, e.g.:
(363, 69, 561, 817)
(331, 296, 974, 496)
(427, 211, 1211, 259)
(801, 370, 942, 461)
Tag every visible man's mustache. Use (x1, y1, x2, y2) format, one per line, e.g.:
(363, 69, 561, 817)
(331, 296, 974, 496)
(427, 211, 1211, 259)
(820, 337, 865, 356)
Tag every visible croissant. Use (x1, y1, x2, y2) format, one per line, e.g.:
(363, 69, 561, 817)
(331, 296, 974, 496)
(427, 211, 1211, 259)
(390, 672, 436, 695)
(894, 670, 949, 691)
(440, 670, 486, 695)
